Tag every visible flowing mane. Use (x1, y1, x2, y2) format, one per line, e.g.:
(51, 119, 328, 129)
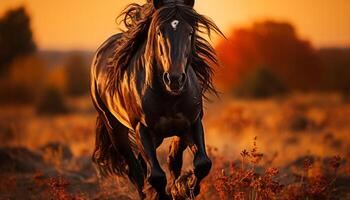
(107, 1, 224, 97)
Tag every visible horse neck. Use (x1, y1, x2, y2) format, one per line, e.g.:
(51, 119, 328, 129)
(127, 41, 155, 94)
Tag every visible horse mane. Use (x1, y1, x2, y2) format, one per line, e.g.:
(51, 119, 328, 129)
(107, 1, 224, 97)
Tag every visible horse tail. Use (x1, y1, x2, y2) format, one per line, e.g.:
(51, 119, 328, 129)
(92, 115, 127, 177)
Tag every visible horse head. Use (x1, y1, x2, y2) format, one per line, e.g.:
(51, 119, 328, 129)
(150, 0, 195, 95)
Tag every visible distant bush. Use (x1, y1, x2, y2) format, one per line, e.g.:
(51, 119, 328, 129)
(0, 55, 46, 104)
(64, 55, 89, 97)
(234, 67, 288, 99)
(47, 66, 67, 94)
(318, 48, 350, 100)
(36, 86, 68, 115)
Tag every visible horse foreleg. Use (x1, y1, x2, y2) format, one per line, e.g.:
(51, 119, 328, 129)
(140, 125, 170, 200)
(189, 119, 212, 196)
(166, 136, 186, 193)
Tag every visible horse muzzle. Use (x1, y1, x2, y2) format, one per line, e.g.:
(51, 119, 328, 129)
(163, 72, 187, 95)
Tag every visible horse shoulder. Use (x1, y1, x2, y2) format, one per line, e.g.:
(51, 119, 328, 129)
(90, 33, 135, 131)
(91, 33, 122, 82)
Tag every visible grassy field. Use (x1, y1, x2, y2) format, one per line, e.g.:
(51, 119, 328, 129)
(0, 93, 349, 199)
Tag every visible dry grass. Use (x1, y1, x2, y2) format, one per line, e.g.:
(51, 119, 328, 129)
(204, 138, 345, 200)
(0, 93, 349, 199)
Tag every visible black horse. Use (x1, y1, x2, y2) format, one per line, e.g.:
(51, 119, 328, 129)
(90, 0, 223, 199)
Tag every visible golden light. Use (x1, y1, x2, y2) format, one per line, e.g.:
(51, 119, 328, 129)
(1, 0, 350, 50)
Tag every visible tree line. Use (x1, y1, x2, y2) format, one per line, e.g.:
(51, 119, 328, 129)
(215, 20, 350, 98)
(0, 7, 90, 114)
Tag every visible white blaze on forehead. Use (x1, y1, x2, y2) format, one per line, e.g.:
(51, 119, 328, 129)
(171, 20, 179, 30)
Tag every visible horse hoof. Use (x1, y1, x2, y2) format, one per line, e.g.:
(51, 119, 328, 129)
(170, 171, 197, 200)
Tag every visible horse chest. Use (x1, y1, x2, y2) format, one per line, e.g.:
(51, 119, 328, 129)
(142, 94, 201, 136)
(153, 113, 191, 136)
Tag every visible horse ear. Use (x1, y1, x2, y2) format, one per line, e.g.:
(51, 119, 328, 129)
(152, 0, 163, 9)
(184, 0, 195, 7)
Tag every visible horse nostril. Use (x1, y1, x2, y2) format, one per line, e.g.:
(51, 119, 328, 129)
(179, 73, 186, 84)
(163, 72, 171, 85)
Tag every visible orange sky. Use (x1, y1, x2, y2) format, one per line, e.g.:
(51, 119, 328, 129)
(1, 0, 350, 51)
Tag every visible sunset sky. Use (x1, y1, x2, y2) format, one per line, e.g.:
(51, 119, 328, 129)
(1, 0, 350, 51)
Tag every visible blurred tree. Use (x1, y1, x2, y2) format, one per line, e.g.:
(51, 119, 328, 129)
(234, 67, 288, 98)
(36, 86, 68, 115)
(215, 20, 323, 91)
(318, 48, 350, 99)
(0, 6, 36, 76)
(0, 55, 46, 104)
(64, 54, 89, 96)
(48, 66, 67, 94)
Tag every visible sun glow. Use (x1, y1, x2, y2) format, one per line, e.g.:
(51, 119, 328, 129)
(1, 0, 350, 50)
